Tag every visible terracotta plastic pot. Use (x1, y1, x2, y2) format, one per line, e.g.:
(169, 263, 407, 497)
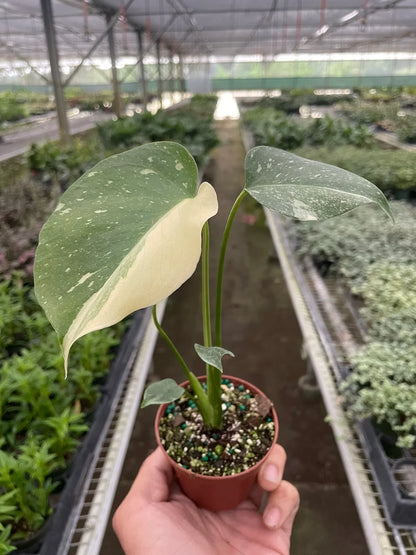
(155, 375, 278, 511)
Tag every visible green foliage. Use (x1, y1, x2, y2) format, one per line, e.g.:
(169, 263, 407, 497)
(343, 341, 416, 449)
(357, 87, 405, 103)
(336, 99, 400, 125)
(0, 523, 16, 554)
(97, 103, 219, 167)
(0, 89, 53, 126)
(243, 107, 375, 150)
(0, 176, 59, 278)
(0, 273, 126, 542)
(242, 107, 305, 150)
(194, 344, 234, 372)
(355, 260, 416, 338)
(31, 409, 88, 468)
(141, 379, 185, 408)
(294, 145, 416, 196)
(65, 88, 113, 111)
(294, 201, 414, 287)
(171, 94, 218, 120)
(0, 441, 55, 540)
(27, 134, 104, 191)
(294, 203, 416, 448)
(0, 92, 26, 124)
(0, 155, 27, 190)
(27, 141, 64, 179)
(354, 262, 416, 322)
(4, 90, 53, 118)
(251, 90, 355, 114)
(305, 115, 375, 148)
(395, 114, 416, 144)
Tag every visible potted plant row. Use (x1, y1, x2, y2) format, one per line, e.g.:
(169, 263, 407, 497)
(33, 140, 391, 511)
(0, 273, 130, 552)
(292, 201, 416, 526)
(243, 101, 416, 200)
(0, 98, 221, 551)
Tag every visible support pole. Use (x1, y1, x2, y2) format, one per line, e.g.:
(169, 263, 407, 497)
(156, 39, 163, 109)
(40, 0, 69, 144)
(106, 13, 122, 118)
(136, 29, 148, 111)
(169, 47, 175, 105)
(179, 54, 186, 95)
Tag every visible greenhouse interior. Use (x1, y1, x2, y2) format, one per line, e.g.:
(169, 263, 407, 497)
(1, 1, 416, 554)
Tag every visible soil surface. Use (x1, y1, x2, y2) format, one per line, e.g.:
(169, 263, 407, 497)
(101, 120, 369, 554)
(158, 379, 276, 476)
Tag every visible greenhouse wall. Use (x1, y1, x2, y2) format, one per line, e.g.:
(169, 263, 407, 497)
(212, 75, 416, 90)
(2, 56, 416, 95)
(3, 74, 416, 95)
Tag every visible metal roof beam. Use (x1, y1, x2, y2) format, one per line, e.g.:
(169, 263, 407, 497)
(63, 0, 134, 88)
(118, 13, 178, 85)
(232, 0, 278, 58)
(40, 0, 69, 144)
(0, 36, 50, 83)
(298, 0, 405, 49)
(166, 0, 213, 56)
(136, 28, 148, 110)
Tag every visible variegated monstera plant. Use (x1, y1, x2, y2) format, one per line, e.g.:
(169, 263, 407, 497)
(34, 141, 392, 429)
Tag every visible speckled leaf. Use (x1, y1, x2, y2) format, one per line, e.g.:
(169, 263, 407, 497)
(194, 344, 235, 372)
(141, 379, 185, 408)
(34, 142, 218, 373)
(245, 146, 392, 221)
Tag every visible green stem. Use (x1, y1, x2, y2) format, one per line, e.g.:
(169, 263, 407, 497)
(215, 189, 248, 347)
(152, 305, 214, 424)
(152, 305, 192, 381)
(202, 223, 222, 428)
(201, 223, 212, 348)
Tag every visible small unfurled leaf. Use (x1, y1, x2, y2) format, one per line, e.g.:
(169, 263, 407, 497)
(141, 379, 185, 408)
(194, 344, 235, 372)
(245, 146, 393, 222)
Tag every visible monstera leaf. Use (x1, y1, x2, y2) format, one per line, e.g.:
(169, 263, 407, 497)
(34, 142, 218, 372)
(245, 146, 392, 221)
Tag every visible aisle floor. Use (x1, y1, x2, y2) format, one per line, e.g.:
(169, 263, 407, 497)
(100, 120, 369, 555)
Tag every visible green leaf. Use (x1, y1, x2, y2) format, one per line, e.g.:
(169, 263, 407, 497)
(194, 344, 235, 372)
(34, 142, 218, 373)
(245, 146, 393, 222)
(141, 378, 185, 408)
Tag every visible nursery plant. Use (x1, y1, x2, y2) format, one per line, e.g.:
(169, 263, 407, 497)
(33, 141, 391, 501)
(294, 203, 416, 450)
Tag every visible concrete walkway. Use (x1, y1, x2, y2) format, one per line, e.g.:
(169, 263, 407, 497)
(100, 120, 369, 555)
(0, 109, 112, 161)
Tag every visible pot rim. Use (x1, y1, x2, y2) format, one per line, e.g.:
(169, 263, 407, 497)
(155, 374, 278, 481)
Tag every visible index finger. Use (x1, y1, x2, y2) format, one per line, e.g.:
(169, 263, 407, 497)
(258, 443, 287, 492)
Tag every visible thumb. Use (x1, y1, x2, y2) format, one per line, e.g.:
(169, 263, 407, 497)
(127, 447, 174, 506)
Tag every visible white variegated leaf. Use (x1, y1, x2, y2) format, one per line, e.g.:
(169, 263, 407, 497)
(34, 142, 218, 372)
(245, 146, 392, 221)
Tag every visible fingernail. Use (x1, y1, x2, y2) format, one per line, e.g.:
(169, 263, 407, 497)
(264, 507, 280, 529)
(263, 464, 279, 485)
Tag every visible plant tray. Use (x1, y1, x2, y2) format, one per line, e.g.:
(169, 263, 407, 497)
(272, 217, 416, 531)
(297, 253, 416, 530)
(358, 419, 416, 529)
(29, 308, 151, 555)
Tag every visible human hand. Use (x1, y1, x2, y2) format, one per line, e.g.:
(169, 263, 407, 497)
(113, 444, 299, 555)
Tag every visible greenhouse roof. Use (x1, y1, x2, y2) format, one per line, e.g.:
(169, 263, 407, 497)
(0, 0, 416, 68)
